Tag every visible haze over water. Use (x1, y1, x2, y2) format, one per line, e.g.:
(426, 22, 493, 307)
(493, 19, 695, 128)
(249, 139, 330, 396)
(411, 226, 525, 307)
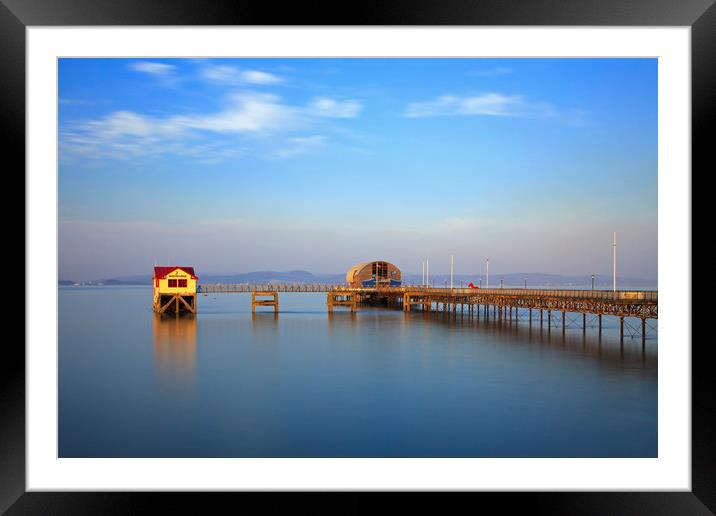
(59, 286, 657, 458)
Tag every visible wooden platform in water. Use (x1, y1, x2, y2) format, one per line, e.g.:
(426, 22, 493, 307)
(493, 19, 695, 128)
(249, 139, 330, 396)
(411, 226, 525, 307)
(252, 291, 279, 313)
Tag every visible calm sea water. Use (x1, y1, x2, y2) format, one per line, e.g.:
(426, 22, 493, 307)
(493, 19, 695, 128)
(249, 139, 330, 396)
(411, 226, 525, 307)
(59, 286, 657, 458)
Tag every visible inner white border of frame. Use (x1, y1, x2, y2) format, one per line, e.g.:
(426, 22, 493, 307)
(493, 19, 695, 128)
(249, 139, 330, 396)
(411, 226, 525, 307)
(27, 27, 690, 491)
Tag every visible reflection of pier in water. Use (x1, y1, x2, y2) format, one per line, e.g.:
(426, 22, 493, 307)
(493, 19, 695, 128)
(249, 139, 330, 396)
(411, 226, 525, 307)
(321, 306, 656, 368)
(201, 284, 657, 344)
(409, 308, 656, 367)
(152, 314, 197, 389)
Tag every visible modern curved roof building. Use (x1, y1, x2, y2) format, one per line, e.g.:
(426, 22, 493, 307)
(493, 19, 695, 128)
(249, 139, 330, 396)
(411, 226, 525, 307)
(345, 261, 402, 288)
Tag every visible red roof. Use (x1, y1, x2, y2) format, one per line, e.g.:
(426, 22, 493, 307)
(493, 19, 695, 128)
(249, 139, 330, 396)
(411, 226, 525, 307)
(153, 266, 197, 279)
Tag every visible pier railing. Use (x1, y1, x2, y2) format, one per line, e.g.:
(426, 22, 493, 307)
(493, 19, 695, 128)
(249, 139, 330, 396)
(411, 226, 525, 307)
(199, 283, 656, 302)
(332, 286, 657, 302)
(199, 283, 338, 293)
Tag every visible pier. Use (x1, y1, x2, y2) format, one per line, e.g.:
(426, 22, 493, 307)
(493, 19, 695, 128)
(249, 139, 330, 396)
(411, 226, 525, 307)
(339, 286, 657, 343)
(157, 264, 657, 343)
(198, 283, 657, 343)
(199, 283, 336, 293)
(251, 291, 279, 314)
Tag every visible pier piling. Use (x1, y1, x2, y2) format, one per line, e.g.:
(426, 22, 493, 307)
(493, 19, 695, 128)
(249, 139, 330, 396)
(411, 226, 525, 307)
(252, 291, 279, 314)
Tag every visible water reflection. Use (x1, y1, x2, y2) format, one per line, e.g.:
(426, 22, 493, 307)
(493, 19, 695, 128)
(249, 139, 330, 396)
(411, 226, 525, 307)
(250, 312, 280, 351)
(152, 314, 197, 389)
(251, 312, 279, 324)
(62, 289, 657, 457)
(327, 310, 358, 334)
(398, 308, 656, 369)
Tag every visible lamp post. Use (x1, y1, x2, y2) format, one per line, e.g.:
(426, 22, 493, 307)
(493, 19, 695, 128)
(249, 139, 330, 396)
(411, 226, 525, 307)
(613, 232, 617, 292)
(486, 258, 489, 289)
(450, 255, 454, 289)
(591, 274, 595, 291)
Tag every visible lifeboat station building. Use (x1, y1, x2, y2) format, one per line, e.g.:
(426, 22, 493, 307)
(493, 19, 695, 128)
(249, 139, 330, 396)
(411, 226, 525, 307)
(153, 266, 198, 314)
(346, 261, 402, 288)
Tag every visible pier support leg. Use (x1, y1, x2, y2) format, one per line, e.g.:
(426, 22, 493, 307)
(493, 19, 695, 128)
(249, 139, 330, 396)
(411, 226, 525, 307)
(641, 317, 646, 345)
(252, 291, 279, 314)
(620, 316, 625, 343)
(159, 296, 176, 314)
(598, 314, 602, 337)
(562, 311, 566, 335)
(178, 295, 196, 314)
(583, 313, 586, 335)
(547, 310, 551, 331)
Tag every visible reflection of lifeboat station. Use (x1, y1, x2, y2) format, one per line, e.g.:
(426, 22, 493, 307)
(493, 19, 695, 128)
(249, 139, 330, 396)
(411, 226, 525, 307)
(345, 261, 402, 288)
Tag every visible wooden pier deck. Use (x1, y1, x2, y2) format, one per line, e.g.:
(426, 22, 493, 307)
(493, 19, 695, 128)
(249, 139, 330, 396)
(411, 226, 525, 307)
(338, 287, 657, 317)
(339, 286, 657, 342)
(199, 283, 336, 293)
(196, 283, 657, 342)
(251, 291, 279, 314)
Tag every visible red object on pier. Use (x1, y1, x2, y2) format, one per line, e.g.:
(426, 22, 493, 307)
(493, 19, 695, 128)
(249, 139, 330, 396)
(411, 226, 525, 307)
(468, 282, 480, 289)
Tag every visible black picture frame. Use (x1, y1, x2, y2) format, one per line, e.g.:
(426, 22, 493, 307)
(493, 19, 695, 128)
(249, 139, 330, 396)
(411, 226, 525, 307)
(4, 0, 709, 512)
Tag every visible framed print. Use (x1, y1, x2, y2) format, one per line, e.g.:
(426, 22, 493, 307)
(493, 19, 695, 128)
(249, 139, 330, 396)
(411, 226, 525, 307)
(5, 0, 711, 512)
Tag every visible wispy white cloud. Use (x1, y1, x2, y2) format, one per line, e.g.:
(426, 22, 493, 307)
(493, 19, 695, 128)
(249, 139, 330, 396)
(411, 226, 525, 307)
(241, 70, 283, 85)
(200, 64, 284, 85)
(179, 92, 300, 133)
(128, 61, 181, 87)
(60, 93, 295, 163)
(130, 61, 176, 76)
(60, 92, 362, 163)
(404, 93, 521, 118)
(309, 97, 362, 118)
(275, 135, 327, 158)
(403, 93, 555, 119)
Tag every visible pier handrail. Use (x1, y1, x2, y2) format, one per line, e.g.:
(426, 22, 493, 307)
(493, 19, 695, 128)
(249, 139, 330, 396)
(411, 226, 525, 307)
(332, 286, 658, 302)
(198, 283, 657, 302)
(198, 283, 339, 293)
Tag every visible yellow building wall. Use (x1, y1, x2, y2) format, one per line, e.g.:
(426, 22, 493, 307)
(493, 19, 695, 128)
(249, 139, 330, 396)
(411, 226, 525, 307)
(153, 268, 197, 304)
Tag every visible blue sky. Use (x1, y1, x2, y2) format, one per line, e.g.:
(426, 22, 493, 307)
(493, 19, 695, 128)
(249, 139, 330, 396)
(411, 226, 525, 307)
(58, 58, 657, 281)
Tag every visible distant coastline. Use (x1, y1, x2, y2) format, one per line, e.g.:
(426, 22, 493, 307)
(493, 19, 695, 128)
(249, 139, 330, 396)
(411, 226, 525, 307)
(59, 270, 658, 289)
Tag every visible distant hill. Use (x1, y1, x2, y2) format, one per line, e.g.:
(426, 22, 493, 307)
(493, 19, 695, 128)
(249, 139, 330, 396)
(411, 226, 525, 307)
(72, 270, 346, 286)
(61, 269, 656, 289)
(199, 270, 345, 284)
